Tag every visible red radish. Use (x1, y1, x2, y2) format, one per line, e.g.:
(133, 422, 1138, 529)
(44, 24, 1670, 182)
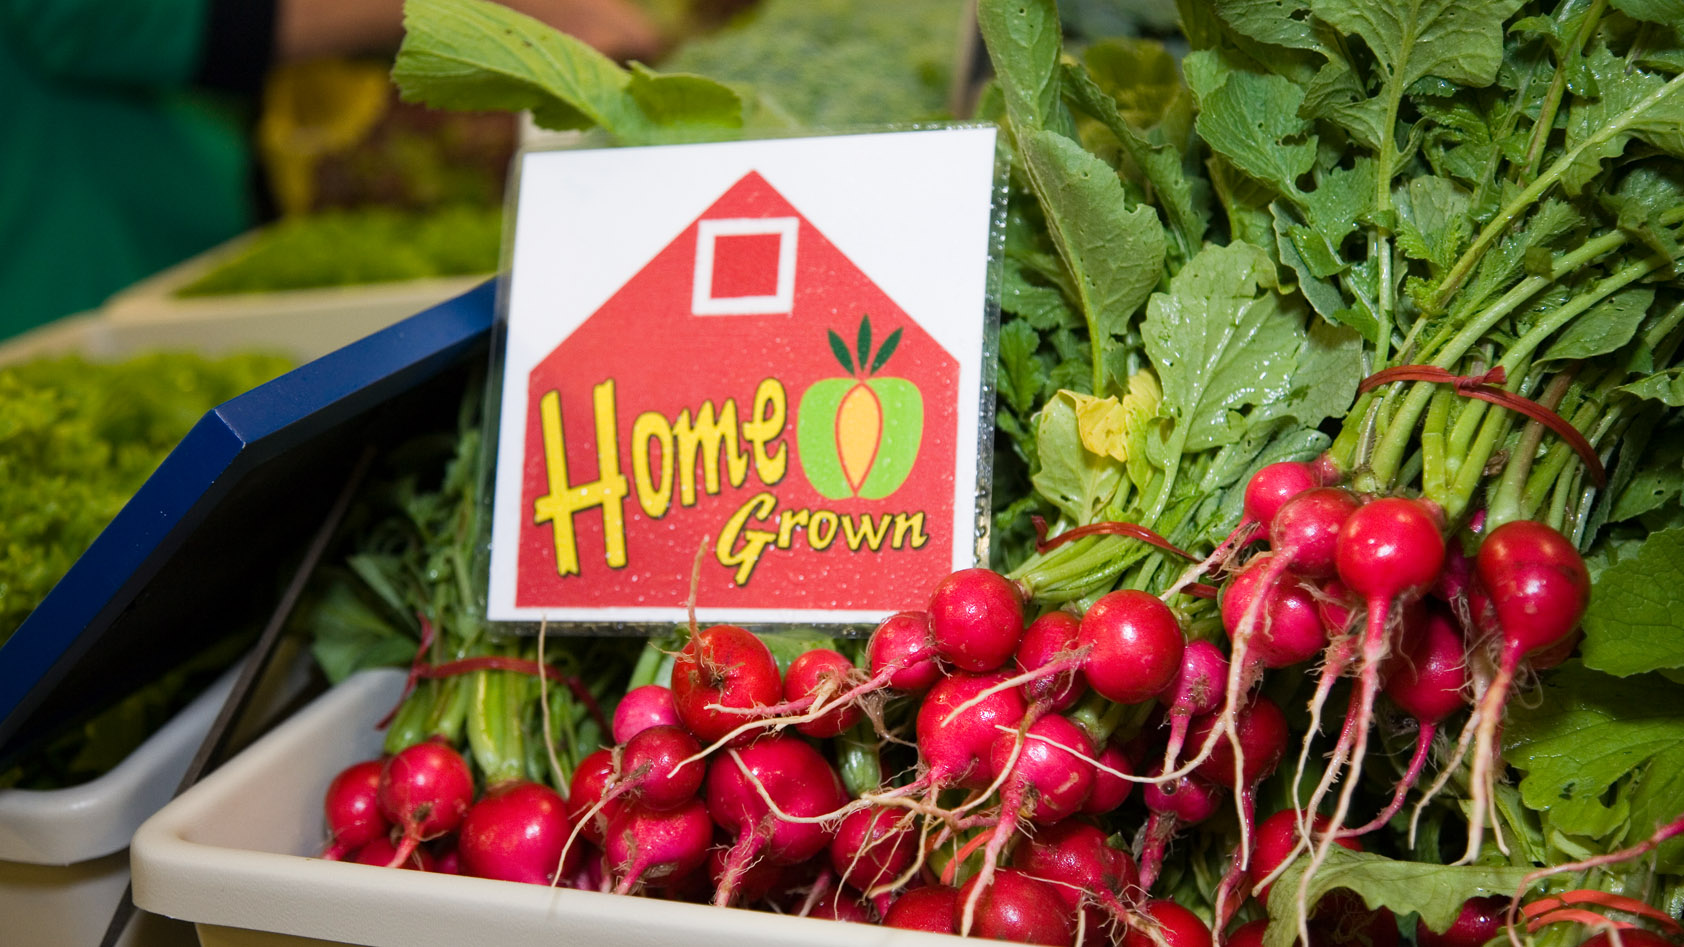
(1249, 810, 1361, 902)
(1003, 818, 1138, 916)
(566, 748, 624, 846)
(1187, 696, 1289, 928)
(867, 611, 942, 692)
(1165, 461, 1322, 600)
(929, 567, 1026, 672)
(1138, 765, 1225, 890)
(1158, 640, 1229, 772)
(783, 648, 863, 738)
(354, 835, 436, 871)
(1082, 741, 1135, 815)
(671, 624, 782, 748)
(612, 685, 681, 743)
(706, 735, 848, 906)
(431, 840, 461, 875)
(917, 670, 1030, 790)
(1121, 899, 1214, 947)
(1309, 891, 1400, 947)
(1079, 590, 1185, 705)
(376, 741, 474, 870)
(1274, 487, 1364, 580)
(615, 724, 705, 811)
(1246, 461, 1324, 538)
(1416, 896, 1509, 947)
(320, 759, 389, 861)
(1340, 607, 1468, 838)
(829, 806, 916, 893)
(1017, 610, 1088, 712)
(1229, 919, 1268, 947)
(458, 780, 574, 884)
(883, 884, 959, 933)
(956, 867, 1076, 944)
(966, 715, 1100, 922)
(1222, 558, 1328, 670)
(1303, 496, 1444, 899)
(603, 798, 712, 894)
(805, 886, 875, 923)
(706, 843, 784, 905)
(1462, 519, 1590, 862)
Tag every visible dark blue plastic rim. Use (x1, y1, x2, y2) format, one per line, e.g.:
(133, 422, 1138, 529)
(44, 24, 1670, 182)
(0, 280, 497, 752)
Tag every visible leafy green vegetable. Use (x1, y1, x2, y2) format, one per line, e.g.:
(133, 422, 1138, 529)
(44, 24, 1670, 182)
(176, 206, 501, 296)
(0, 353, 292, 641)
(1579, 527, 1684, 676)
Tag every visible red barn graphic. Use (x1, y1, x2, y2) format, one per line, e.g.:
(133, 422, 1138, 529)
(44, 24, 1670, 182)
(518, 171, 960, 614)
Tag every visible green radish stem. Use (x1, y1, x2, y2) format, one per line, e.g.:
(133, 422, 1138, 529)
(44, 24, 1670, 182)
(1518, 0, 1610, 181)
(1487, 371, 1576, 532)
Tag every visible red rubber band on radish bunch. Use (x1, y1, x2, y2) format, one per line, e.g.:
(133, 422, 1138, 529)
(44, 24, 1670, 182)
(1461, 519, 1589, 863)
(705, 734, 848, 907)
(929, 567, 1026, 673)
(458, 780, 574, 885)
(320, 759, 389, 861)
(376, 741, 474, 871)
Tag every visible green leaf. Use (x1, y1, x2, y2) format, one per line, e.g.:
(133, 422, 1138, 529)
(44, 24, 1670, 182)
(1296, 157, 1378, 275)
(1607, 434, 1684, 523)
(1212, 0, 1325, 52)
(1623, 744, 1684, 871)
(1580, 528, 1684, 676)
(870, 328, 902, 374)
(396, 0, 637, 133)
(1002, 259, 1081, 331)
(976, 0, 1063, 131)
(1031, 390, 1125, 524)
(1018, 128, 1167, 392)
(394, 0, 742, 142)
(1394, 176, 1472, 274)
(828, 329, 855, 374)
(624, 66, 744, 136)
(1142, 242, 1304, 453)
(1280, 321, 1364, 425)
(1187, 53, 1316, 200)
(1061, 61, 1207, 256)
(1309, 0, 1524, 94)
(1560, 48, 1684, 194)
(998, 320, 1048, 417)
(1504, 664, 1684, 812)
(1539, 287, 1654, 363)
(1301, 58, 1389, 150)
(1262, 845, 1533, 947)
(1617, 368, 1684, 406)
(1611, 0, 1684, 26)
(856, 315, 873, 374)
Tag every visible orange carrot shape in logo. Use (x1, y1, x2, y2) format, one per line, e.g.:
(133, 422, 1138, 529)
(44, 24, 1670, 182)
(796, 315, 924, 500)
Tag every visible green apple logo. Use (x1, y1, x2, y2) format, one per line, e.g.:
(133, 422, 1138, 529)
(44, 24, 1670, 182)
(797, 316, 924, 500)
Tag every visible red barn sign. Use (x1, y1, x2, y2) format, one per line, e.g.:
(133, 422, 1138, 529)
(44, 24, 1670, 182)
(487, 130, 999, 627)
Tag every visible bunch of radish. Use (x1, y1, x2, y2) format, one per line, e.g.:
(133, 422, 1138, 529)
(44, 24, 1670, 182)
(312, 458, 1595, 947)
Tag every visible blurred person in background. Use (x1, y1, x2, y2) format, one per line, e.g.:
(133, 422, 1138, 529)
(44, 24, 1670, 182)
(0, 0, 660, 341)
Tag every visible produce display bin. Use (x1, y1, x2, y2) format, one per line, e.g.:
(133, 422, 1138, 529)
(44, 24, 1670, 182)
(130, 669, 957, 947)
(0, 648, 319, 947)
(94, 232, 489, 363)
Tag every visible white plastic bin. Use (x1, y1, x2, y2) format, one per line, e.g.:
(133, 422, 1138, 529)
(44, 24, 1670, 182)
(0, 663, 239, 947)
(131, 668, 961, 947)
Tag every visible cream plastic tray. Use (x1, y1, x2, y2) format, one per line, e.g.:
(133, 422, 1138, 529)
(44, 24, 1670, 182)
(131, 668, 959, 947)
